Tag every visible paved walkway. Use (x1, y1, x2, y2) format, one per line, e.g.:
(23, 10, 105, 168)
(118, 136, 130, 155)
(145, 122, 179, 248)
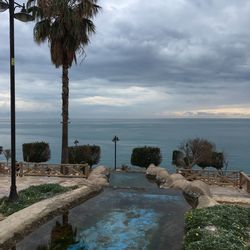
(210, 185, 250, 205)
(0, 175, 87, 198)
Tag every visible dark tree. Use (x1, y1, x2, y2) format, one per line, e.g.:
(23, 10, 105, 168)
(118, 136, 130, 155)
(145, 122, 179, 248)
(68, 144, 101, 169)
(23, 142, 51, 163)
(172, 138, 225, 170)
(131, 146, 162, 169)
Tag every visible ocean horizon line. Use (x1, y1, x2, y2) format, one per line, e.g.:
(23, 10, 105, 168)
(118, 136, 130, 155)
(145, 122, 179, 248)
(0, 117, 250, 122)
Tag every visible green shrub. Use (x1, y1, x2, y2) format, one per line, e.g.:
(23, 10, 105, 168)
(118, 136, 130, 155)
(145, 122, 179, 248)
(68, 144, 101, 168)
(131, 146, 162, 168)
(184, 205, 250, 249)
(22, 142, 51, 163)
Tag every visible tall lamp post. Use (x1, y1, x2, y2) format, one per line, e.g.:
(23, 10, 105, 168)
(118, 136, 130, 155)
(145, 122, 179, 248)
(112, 136, 119, 170)
(0, 0, 34, 201)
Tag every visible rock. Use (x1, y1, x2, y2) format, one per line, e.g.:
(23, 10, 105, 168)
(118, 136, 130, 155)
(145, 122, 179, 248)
(91, 166, 109, 176)
(185, 180, 211, 197)
(156, 169, 170, 185)
(160, 173, 186, 189)
(87, 173, 107, 181)
(170, 173, 185, 182)
(88, 177, 109, 187)
(146, 164, 165, 179)
(205, 225, 217, 233)
(88, 166, 110, 187)
(182, 191, 199, 208)
(197, 195, 218, 209)
(144, 167, 217, 209)
(171, 179, 190, 190)
(159, 176, 173, 188)
(146, 164, 156, 177)
(177, 179, 213, 208)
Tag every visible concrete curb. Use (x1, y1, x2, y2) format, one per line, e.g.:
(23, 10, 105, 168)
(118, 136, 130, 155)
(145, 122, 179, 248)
(213, 195, 250, 205)
(0, 183, 103, 250)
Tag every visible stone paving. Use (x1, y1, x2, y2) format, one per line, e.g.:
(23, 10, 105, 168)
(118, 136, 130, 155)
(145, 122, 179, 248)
(210, 184, 250, 205)
(0, 175, 87, 198)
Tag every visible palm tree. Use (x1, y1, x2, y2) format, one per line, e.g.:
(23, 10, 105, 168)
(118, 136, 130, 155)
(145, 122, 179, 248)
(27, 0, 100, 165)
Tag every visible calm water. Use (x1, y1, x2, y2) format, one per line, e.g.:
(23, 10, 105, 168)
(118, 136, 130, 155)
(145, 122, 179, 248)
(16, 172, 190, 250)
(0, 118, 249, 173)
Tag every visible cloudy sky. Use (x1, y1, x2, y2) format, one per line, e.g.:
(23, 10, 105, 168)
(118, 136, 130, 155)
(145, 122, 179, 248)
(0, 0, 250, 119)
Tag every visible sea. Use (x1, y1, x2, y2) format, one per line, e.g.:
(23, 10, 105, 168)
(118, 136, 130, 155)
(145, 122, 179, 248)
(0, 118, 249, 173)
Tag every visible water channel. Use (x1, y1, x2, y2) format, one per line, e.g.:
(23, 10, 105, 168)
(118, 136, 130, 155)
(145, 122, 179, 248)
(15, 172, 190, 250)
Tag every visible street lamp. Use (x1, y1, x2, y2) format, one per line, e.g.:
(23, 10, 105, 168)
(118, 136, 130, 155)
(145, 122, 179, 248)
(0, 0, 34, 201)
(112, 136, 119, 170)
(74, 139, 79, 147)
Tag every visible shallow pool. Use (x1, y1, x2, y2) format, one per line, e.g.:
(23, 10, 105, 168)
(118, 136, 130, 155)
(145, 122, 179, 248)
(16, 172, 190, 250)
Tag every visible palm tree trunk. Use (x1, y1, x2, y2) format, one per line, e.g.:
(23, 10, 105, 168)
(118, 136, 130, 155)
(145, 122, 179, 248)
(61, 65, 69, 165)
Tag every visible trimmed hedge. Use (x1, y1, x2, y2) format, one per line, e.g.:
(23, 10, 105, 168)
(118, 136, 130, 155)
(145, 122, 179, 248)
(22, 142, 51, 163)
(197, 152, 224, 170)
(68, 144, 101, 168)
(131, 146, 162, 168)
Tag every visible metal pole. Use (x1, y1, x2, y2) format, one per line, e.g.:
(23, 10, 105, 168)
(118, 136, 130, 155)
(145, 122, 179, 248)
(8, 0, 18, 201)
(114, 140, 116, 170)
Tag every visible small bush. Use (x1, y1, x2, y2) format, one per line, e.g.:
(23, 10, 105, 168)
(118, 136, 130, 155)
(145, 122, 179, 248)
(68, 145, 101, 168)
(23, 142, 50, 163)
(131, 146, 162, 168)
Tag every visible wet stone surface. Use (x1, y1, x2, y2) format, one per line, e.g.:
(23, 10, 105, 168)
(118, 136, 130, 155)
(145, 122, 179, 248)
(16, 172, 190, 250)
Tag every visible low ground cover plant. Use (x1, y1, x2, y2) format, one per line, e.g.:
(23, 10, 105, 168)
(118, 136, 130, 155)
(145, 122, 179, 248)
(0, 184, 77, 216)
(184, 204, 250, 250)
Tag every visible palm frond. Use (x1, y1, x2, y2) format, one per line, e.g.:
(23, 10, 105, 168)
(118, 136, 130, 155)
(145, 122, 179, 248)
(31, 0, 100, 67)
(33, 19, 51, 44)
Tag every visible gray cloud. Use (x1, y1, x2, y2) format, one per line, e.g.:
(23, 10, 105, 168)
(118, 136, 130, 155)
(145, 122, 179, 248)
(0, 0, 250, 119)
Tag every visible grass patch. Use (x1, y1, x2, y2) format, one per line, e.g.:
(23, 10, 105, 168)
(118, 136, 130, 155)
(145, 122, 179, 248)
(0, 183, 78, 216)
(184, 205, 250, 250)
